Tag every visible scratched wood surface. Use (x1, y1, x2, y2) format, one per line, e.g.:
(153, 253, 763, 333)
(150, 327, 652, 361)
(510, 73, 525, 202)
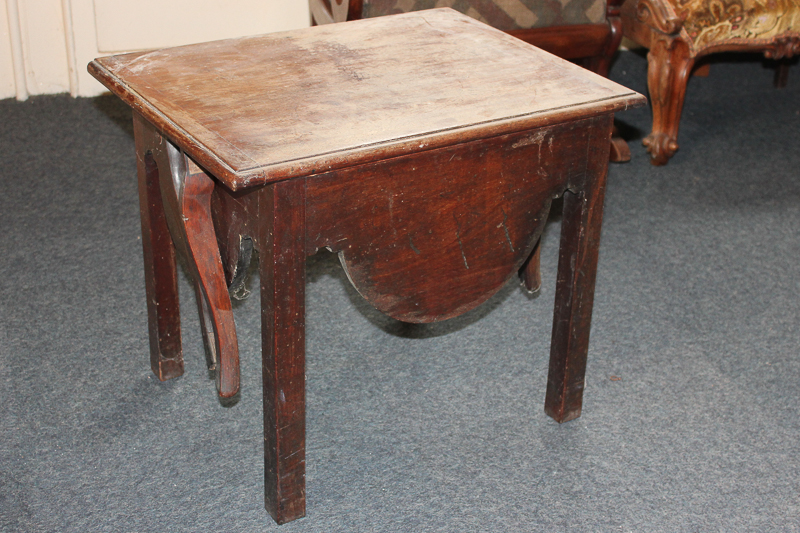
(306, 120, 595, 322)
(88, 8, 643, 190)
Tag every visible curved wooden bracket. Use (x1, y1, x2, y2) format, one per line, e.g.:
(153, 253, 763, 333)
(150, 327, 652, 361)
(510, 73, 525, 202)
(134, 112, 240, 396)
(178, 158, 241, 398)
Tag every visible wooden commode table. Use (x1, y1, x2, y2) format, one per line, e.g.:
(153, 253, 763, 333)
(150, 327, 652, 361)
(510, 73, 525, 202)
(89, 9, 644, 524)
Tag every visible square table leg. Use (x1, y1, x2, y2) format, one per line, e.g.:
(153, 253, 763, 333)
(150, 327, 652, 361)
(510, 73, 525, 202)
(544, 115, 613, 423)
(257, 180, 307, 524)
(134, 115, 183, 381)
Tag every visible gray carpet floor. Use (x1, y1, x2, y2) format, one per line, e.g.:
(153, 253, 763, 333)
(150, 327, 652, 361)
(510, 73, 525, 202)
(2, 50, 799, 532)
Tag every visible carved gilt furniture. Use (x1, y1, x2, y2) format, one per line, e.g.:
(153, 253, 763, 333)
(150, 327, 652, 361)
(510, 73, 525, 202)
(622, 0, 799, 165)
(88, 9, 644, 524)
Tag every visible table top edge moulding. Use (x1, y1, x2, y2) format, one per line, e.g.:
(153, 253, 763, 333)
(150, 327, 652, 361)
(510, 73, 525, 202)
(88, 8, 644, 191)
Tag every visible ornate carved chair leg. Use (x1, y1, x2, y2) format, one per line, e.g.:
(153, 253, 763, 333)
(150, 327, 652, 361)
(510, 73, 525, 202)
(521, 238, 542, 293)
(545, 115, 612, 423)
(134, 114, 183, 381)
(180, 165, 241, 399)
(643, 37, 695, 165)
(258, 179, 307, 524)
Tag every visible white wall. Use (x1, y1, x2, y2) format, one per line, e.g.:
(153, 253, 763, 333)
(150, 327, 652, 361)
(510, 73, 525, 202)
(1, 0, 310, 100)
(1, 0, 18, 98)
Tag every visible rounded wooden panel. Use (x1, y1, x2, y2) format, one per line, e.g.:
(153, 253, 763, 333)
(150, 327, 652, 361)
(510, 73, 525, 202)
(306, 125, 584, 323)
(337, 194, 551, 323)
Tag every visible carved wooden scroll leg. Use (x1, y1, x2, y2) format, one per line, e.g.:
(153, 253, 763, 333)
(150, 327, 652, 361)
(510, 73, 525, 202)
(643, 37, 695, 166)
(258, 179, 307, 524)
(521, 238, 542, 293)
(180, 165, 241, 398)
(134, 116, 183, 381)
(545, 115, 612, 423)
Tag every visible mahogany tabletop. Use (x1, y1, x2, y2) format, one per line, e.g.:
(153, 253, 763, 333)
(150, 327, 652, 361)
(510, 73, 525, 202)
(88, 8, 644, 191)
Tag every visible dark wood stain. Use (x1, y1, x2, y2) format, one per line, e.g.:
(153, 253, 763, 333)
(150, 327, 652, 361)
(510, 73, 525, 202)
(306, 120, 594, 322)
(89, 8, 645, 525)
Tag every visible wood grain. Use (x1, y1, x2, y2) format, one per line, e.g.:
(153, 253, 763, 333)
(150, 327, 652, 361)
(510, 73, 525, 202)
(545, 114, 613, 422)
(306, 120, 594, 322)
(180, 167, 240, 398)
(134, 112, 241, 397)
(89, 9, 643, 189)
(258, 180, 307, 524)
(134, 113, 184, 380)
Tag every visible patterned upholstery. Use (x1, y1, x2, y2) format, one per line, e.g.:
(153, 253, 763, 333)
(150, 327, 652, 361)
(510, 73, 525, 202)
(361, 0, 607, 29)
(671, 0, 800, 50)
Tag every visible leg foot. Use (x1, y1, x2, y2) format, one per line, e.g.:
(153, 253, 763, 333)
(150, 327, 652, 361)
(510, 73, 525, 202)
(642, 131, 680, 166)
(644, 36, 695, 166)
